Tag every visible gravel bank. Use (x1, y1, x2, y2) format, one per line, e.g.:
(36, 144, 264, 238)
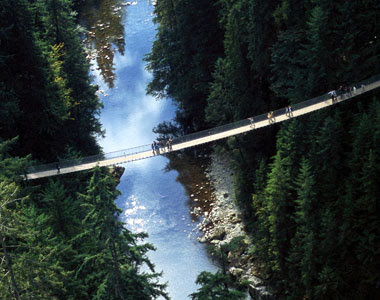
(194, 152, 274, 300)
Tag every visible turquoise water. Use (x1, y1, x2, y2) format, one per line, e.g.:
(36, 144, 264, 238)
(85, 1, 218, 298)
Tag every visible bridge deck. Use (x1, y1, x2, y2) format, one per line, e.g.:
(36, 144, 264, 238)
(26, 77, 380, 180)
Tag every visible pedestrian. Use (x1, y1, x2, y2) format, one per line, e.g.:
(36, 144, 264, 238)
(328, 90, 337, 103)
(168, 138, 173, 150)
(248, 117, 255, 128)
(353, 86, 357, 94)
(267, 111, 274, 123)
(361, 84, 365, 92)
(337, 86, 343, 100)
(56, 163, 60, 174)
(155, 142, 160, 155)
(348, 86, 352, 97)
(287, 105, 293, 117)
(152, 142, 155, 155)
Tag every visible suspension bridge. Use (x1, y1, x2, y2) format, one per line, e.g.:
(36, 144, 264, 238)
(25, 75, 380, 180)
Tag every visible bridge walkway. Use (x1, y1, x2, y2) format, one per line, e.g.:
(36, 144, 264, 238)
(25, 75, 380, 180)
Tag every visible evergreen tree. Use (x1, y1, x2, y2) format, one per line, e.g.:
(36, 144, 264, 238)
(0, 0, 72, 160)
(0, 146, 69, 299)
(287, 158, 317, 299)
(35, 0, 104, 155)
(75, 168, 169, 299)
(338, 100, 380, 299)
(264, 150, 295, 284)
(146, 0, 224, 133)
(190, 271, 246, 300)
(0, 181, 23, 300)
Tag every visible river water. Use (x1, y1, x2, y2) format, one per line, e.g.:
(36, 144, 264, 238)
(80, 0, 218, 298)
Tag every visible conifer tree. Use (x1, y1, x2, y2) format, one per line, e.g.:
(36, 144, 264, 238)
(146, 0, 223, 133)
(0, 0, 72, 160)
(287, 158, 317, 299)
(338, 100, 380, 299)
(75, 168, 168, 299)
(31, 0, 103, 156)
(190, 271, 246, 300)
(264, 150, 295, 283)
(0, 182, 23, 300)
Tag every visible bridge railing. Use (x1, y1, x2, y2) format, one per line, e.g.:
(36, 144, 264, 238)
(27, 144, 151, 174)
(171, 74, 380, 146)
(26, 74, 380, 175)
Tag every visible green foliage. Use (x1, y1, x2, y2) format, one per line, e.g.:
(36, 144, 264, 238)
(73, 167, 169, 299)
(148, 0, 380, 298)
(0, 138, 31, 183)
(0, 0, 69, 160)
(205, 58, 234, 126)
(0, 0, 102, 162)
(190, 271, 246, 300)
(145, 0, 224, 132)
(0, 1, 168, 299)
(153, 120, 181, 140)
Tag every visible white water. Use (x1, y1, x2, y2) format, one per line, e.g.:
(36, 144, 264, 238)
(89, 1, 218, 298)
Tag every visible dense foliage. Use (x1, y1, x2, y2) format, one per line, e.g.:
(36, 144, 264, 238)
(0, 1, 167, 299)
(190, 271, 246, 300)
(146, 0, 380, 298)
(145, 0, 224, 133)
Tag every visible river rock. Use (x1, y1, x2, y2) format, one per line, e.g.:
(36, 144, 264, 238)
(229, 267, 244, 277)
(110, 166, 125, 184)
(202, 217, 211, 226)
(239, 254, 250, 265)
(208, 226, 225, 240)
(198, 152, 275, 299)
(248, 285, 274, 300)
(227, 251, 241, 266)
(198, 236, 207, 243)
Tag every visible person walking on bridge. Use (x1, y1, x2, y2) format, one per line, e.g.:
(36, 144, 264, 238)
(166, 138, 173, 151)
(267, 111, 275, 124)
(328, 90, 337, 103)
(285, 105, 293, 117)
(248, 117, 255, 128)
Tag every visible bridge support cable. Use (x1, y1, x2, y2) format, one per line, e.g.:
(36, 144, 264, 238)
(25, 75, 380, 180)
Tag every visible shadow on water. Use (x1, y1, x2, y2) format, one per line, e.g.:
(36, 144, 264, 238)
(164, 150, 216, 221)
(78, 0, 220, 298)
(79, 0, 127, 88)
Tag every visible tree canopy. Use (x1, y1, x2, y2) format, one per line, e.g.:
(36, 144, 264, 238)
(0, 1, 168, 299)
(146, 0, 380, 298)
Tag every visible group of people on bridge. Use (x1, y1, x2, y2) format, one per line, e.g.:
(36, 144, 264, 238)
(248, 105, 293, 127)
(328, 83, 365, 103)
(28, 81, 370, 179)
(152, 138, 173, 155)
(251, 82, 366, 128)
(267, 105, 293, 123)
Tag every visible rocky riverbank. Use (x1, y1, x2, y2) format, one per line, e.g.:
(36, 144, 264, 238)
(110, 166, 125, 185)
(193, 152, 274, 300)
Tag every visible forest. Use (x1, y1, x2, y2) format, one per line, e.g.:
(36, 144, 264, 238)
(146, 0, 380, 299)
(0, 0, 168, 299)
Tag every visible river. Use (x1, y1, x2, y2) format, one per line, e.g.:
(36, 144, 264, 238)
(79, 0, 218, 298)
